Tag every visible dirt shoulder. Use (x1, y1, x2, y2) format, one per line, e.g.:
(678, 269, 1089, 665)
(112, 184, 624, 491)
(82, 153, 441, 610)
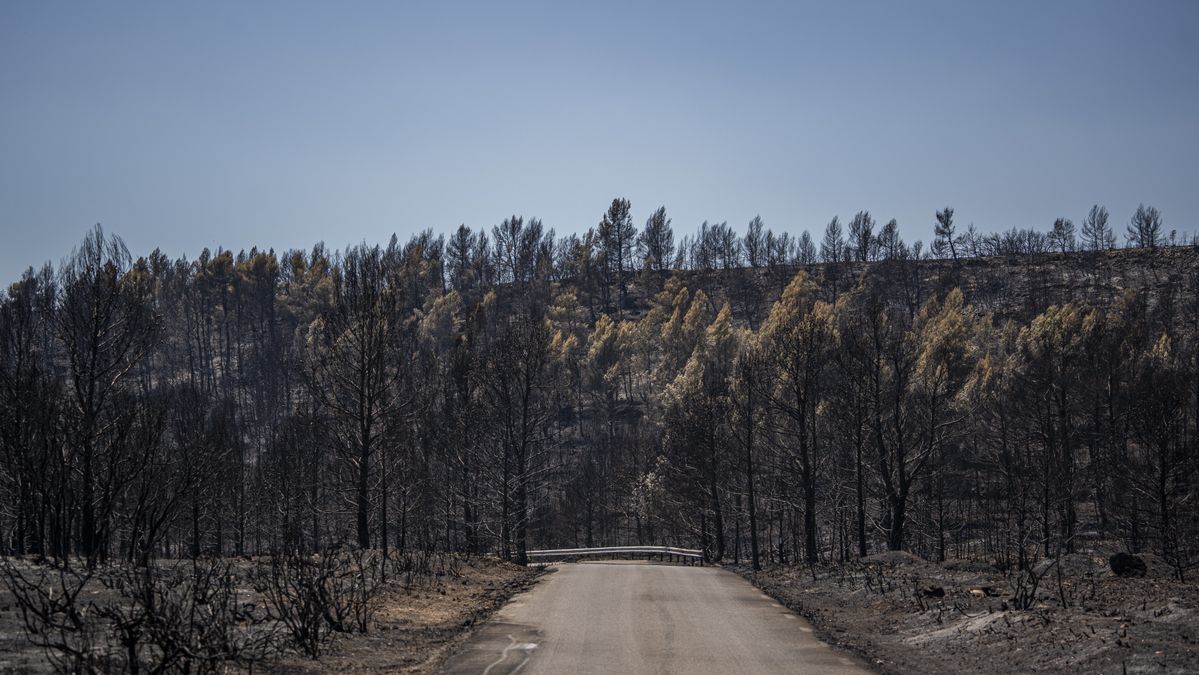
(263, 555, 542, 674)
(738, 552, 1199, 674)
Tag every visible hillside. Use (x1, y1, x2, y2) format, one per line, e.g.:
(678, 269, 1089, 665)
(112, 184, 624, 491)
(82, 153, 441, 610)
(623, 246, 1199, 328)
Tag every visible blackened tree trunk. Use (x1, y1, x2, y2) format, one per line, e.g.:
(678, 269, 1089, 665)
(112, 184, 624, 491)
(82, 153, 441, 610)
(57, 226, 156, 566)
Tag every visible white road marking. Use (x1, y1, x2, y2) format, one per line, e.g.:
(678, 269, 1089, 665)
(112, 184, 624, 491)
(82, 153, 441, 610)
(481, 634, 539, 675)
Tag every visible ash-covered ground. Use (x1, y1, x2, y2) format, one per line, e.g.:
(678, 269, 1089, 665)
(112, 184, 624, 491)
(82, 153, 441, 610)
(742, 552, 1197, 674)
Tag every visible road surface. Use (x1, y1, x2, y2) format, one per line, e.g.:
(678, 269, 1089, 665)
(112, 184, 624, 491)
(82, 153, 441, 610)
(441, 562, 869, 674)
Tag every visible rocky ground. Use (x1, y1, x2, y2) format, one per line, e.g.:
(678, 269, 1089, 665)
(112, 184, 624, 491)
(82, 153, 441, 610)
(740, 552, 1199, 674)
(0, 554, 540, 674)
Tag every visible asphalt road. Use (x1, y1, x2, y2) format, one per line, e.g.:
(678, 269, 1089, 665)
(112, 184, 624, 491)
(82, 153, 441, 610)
(441, 562, 869, 674)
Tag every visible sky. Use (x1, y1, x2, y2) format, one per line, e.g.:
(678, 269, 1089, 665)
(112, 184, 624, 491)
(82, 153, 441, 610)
(2, 0, 1197, 282)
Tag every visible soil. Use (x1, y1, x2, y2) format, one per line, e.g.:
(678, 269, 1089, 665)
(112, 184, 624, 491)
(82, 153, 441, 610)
(739, 553, 1199, 674)
(267, 555, 541, 674)
(0, 555, 541, 674)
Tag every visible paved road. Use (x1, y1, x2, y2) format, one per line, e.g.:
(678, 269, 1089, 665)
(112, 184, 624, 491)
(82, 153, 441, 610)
(441, 562, 869, 674)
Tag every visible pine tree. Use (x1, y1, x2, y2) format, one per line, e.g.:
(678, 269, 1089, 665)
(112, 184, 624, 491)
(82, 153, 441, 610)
(599, 198, 637, 316)
(638, 206, 674, 274)
(1127, 204, 1163, 249)
(1050, 218, 1076, 253)
(820, 217, 845, 263)
(759, 271, 838, 563)
(847, 211, 876, 262)
(935, 207, 957, 260)
(1080, 205, 1114, 250)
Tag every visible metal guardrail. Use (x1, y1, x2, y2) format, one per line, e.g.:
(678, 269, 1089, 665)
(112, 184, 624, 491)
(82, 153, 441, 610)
(526, 545, 704, 565)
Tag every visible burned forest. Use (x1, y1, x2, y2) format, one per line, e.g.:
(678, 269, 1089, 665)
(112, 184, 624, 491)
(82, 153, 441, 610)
(2, 204, 1198, 672)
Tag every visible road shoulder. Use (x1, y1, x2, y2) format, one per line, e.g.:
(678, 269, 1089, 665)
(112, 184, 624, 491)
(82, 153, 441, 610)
(270, 556, 546, 674)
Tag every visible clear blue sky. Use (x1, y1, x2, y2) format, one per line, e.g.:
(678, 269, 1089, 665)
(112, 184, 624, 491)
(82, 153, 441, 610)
(2, 1, 1197, 281)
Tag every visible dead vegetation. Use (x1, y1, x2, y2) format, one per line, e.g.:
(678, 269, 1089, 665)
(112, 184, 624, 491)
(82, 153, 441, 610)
(0, 556, 280, 673)
(743, 552, 1199, 674)
(0, 552, 538, 673)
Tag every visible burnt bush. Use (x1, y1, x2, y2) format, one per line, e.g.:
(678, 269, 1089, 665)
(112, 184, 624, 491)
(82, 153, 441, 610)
(386, 548, 464, 590)
(254, 547, 385, 658)
(96, 559, 280, 673)
(1, 557, 279, 674)
(0, 559, 107, 673)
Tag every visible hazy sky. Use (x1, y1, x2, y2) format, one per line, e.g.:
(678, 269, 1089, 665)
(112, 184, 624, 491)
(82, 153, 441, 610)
(2, 1, 1197, 282)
